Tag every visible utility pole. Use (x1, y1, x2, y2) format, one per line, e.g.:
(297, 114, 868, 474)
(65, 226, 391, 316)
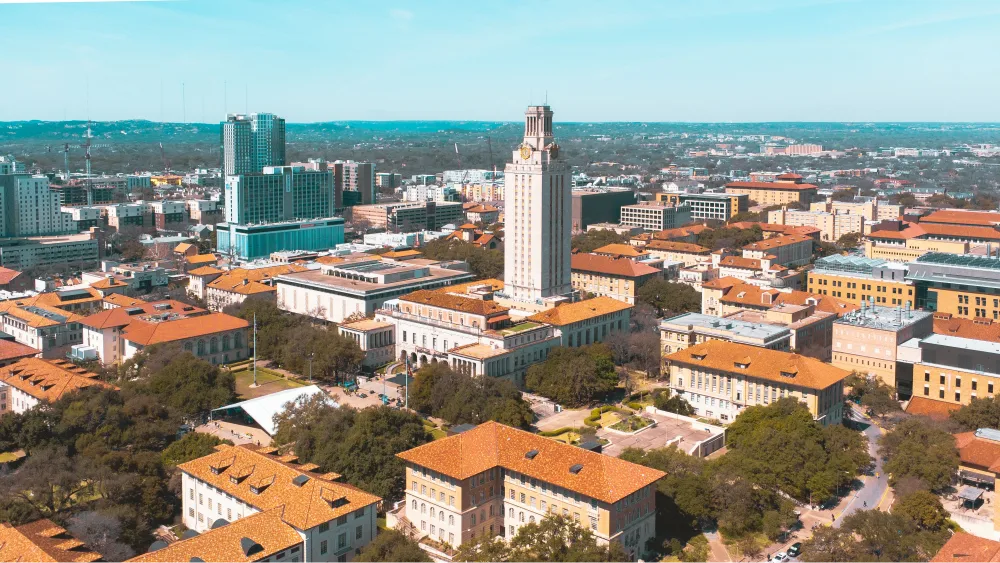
(308, 353, 313, 383)
(252, 312, 258, 387)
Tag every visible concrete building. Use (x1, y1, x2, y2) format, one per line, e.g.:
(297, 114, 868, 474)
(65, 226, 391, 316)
(216, 217, 345, 261)
(864, 237, 969, 262)
(502, 105, 574, 306)
(338, 319, 395, 371)
(665, 340, 848, 425)
(172, 444, 381, 563)
(376, 172, 402, 190)
(275, 256, 476, 323)
(202, 264, 307, 311)
(77, 299, 208, 364)
(0, 358, 115, 415)
(832, 301, 933, 390)
(807, 255, 914, 308)
(442, 169, 504, 185)
(0, 233, 100, 270)
(725, 175, 818, 206)
(105, 203, 153, 232)
(525, 297, 633, 348)
(186, 199, 224, 225)
(147, 200, 188, 231)
(82, 262, 169, 296)
(402, 184, 460, 203)
(741, 234, 813, 267)
(660, 312, 792, 356)
(570, 254, 661, 305)
(640, 240, 712, 267)
(766, 207, 863, 243)
(221, 113, 286, 177)
(808, 198, 903, 222)
(335, 160, 376, 206)
(224, 166, 337, 225)
(655, 192, 748, 221)
(350, 201, 464, 232)
(619, 202, 692, 232)
(722, 304, 835, 360)
(394, 421, 665, 560)
(571, 189, 637, 230)
(0, 174, 75, 237)
(908, 252, 1000, 321)
(61, 206, 102, 231)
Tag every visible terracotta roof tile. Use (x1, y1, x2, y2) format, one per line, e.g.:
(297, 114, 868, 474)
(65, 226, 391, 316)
(0, 519, 102, 563)
(644, 240, 711, 254)
(208, 265, 307, 296)
(400, 290, 508, 316)
(650, 225, 711, 240)
(955, 432, 1000, 473)
(189, 265, 225, 276)
(933, 315, 1000, 342)
(121, 313, 248, 346)
(81, 299, 207, 330)
(103, 293, 145, 308)
(726, 181, 818, 191)
(570, 254, 661, 278)
(665, 340, 850, 390)
(0, 267, 23, 286)
(593, 244, 645, 258)
(921, 209, 1000, 227)
(742, 234, 813, 251)
(186, 254, 219, 265)
(931, 532, 1000, 562)
(174, 242, 195, 253)
(904, 397, 960, 420)
(526, 297, 632, 326)
(396, 421, 664, 504)
(0, 358, 116, 404)
(0, 339, 39, 362)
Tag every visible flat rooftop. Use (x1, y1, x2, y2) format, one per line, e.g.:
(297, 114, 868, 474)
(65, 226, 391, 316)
(725, 305, 834, 330)
(834, 303, 932, 331)
(276, 260, 474, 295)
(921, 333, 1000, 356)
(661, 312, 790, 341)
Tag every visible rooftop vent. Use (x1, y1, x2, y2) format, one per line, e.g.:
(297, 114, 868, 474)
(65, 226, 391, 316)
(569, 464, 584, 475)
(525, 450, 539, 460)
(240, 538, 264, 558)
(181, 530, 199, 540)
(210, 518, 228, 530)
(292, 474, 310, 487)
(191, 558, 205, 562)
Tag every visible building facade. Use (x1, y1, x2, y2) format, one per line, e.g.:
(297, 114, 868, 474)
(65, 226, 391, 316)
(807, 255, 914, 308)
(222, 113, 286, 177)
(655, 192, 748, 221)
(831, 303, 933, 390)
(619, 202, 692, 232)
(216, 218, 345, 261)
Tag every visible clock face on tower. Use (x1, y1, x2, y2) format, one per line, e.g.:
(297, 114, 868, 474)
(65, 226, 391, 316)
(519, 144, 532, 160)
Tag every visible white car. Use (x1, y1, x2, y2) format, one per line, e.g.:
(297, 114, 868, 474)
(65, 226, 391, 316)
(773, 553, 788, 562)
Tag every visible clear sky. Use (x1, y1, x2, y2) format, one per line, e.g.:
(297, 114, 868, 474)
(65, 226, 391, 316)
(3, 0, 1000, 123)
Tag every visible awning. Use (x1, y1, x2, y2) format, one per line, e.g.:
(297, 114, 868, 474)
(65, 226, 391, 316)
(211, 385, 333, 436)
(959, 470, 995, 484)
(959, 486, 985, 502)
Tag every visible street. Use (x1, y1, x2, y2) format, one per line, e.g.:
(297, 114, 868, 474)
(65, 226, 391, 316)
(834, 407, 889, 527)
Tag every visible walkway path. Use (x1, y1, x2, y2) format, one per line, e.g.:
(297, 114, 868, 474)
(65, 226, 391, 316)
(834, 406, 889, 527)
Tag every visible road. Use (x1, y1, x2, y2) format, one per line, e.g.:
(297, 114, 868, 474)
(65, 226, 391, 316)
(834, 406, 889, 527)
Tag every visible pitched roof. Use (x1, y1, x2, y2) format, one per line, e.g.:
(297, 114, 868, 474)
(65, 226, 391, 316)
(742, 234, 812, 251)
(701, 276, 744, 290)
(103, 293, 145, 308)
(174, 242, 195, 253)
(396, 421, 665, 504)
(921, 209, 1000, 227)
(0, 267, 23, 285)
(904, 397, 960, 420)
(869, 223, 927, 241)
(919, 222, 1000, 242)
(0, 300, 85, 328)
(726, 181, 818, 191)
(178, 444, 381, 530)
(380, 249, 423, 259)
(719, 256, 766, 271)
(650, 225, 711, 240)
(189, 265, 225, 276)
(80, 300, 207, 330)
(933, 314, 1000, 342)
(570, 254, 661, 278)
(665, 340, 850, 390)
(0, 519, 101, 563)
(0, 339, 39, 362)
(526, 296, 632, 326)
(727, 222, 821, 237)
(127, 507, 302, 563)
(89, 277, 129, 289)
(644, 240, 711, 254)
(931, 532, 1000, 562)
(122, 313, 249, 346)
(186, 254, 219, 265)
(208, 265, 307, 295)
(955, 432, 1000, 473)
(718, 282, 858, 316)
(0, 358, 116, 404)
(593, 244, 645, 258)
(400, 289, 508, 316)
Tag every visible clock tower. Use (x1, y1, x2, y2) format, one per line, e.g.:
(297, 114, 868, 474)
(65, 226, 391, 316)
(503, 105, 573, 305)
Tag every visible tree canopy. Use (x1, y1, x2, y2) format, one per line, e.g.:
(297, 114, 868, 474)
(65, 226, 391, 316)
(409, 363, 534, 429)
(456, 514, 631, 562)
(272, 395, 431, 502)
(951, 395, 1000, 431)
(800, 507, 949, 562)
(355, 529, 430, 562)
(571, 230, 628, 253)
(697, 225, 763, 251)
(525, 344, 618, 407)
(421, 238, 504, 280)
(880, 417, 958, 493)
(636, 279, 701, 317)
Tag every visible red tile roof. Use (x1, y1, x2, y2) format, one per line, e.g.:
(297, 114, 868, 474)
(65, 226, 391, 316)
(122, 313, 248, 346)
(933, 314, 1000, 342)
(0, 358, 117, 404)
(904, 397, 960, 420)
(921, 209, 1000, 227)
(0, 519, 101, 562)
(955, 432, 1000, 473)
(931, 532, 1000, 562)
(0, 267, 23, 285)
(726, 181, 818, 191)
(0, 339, 40, 362)
(571, 253, 661, 278)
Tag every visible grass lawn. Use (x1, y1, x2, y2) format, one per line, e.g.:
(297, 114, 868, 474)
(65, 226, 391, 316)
(549, 431, 581, 445)
(598, 412, 622, 428)
(233, 367, 306, 399)
(424, 423, 447, 440)
(0, 450, 25, 464)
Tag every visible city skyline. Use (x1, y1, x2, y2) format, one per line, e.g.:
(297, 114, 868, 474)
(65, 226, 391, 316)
(3, 0, 1000, 123)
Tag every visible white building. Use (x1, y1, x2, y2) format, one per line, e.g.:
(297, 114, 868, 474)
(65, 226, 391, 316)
(0, 358, 114, 416)
(502, 105, 573, 306)
(0, 174, 75, 237)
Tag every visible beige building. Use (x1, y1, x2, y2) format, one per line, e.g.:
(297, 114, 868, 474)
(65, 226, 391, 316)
(338, 319, 395, 370)
(619, 202, 692, 232)
(394, 421, 665, 561)
(741, 234, 814, 267)
(863, 238, 970, 262)
(767, 207, 863, 243)
(0, 358, 116, 416)
(665, 339, 848, 425)
(831, 303, 933, 388)
(350, 201, 464, 232)
(725, 176, 818, 206)
(641, 240, 712, 267)
(570, 253, 661, 305)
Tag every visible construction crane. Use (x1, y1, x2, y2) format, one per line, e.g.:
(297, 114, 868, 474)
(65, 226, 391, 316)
(84, 121, 93, 183)
(487, 136, 496, 178)
(63, 143, 70, 180)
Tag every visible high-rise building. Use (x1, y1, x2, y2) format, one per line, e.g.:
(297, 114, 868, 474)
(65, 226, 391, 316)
(224, 166, 336, 225)
(220, 113, 286, 176)
(503, 105, 572, 303)
(0, 173, 75, 237)
(334, 160, 375, 207)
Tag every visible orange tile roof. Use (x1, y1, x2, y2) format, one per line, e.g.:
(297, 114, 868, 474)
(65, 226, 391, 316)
(665, 340, 850, 390)
(122, 313, 248, 346)
(400, 289, 508, 316)
(919, 223, 1000, 242)
(339, 319, 393, 332)
(89, 277, 129, 289)
(189, 265, 225, 276)
(174, 242, 196, 254)
(464, 204, 499, 214)
(868, 223, 927, 241)
(103, 293, 145, 308)
(440, 278, 504, 294)
(719, 282, 858, 316)
(0, 300, 86, 328)
(0, 519, 101, 563)
(933, 314, 1000, 342)
(904, 397, 960, 421)
(921, 209, 1000, 227)
(931, 532, 1000, 563)
(380, 249, 423, 259)
(0, 358, 116, 404)
(178, 444, 381, 530)
(701, 276, 744, 290)
(726, 181, 818, 191)
(727, 222, 821, 237)
(397, 421, 664, 503)
(644, 240, 711, 254)
(719, 256, 765, 270)
(0, 339, 39, 362)
(526, 296, 632, 326)
(776, 173, 803, 180)
(81, 299, 207, 330)
(955, 432, 1000, 473)
(0, 267, 23, 285)
(186, 254, 219, 265)
(651, 225, 711, 240)
(593, 244, 645, 258)
(570, 254, 661, 278)
(742, 234, 812, 251)
(208, 265, 307, 296)
(127, 507, 302, 563)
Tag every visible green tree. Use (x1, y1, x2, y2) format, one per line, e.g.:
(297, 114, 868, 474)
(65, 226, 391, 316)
(457, 514, 631, 561)
(421, 238, 503, 279)
(837, 232, 862, 249)
(571, 230, 628, 253)
(951, 396, 1000, 430)
(355, 529, 430, 562)
(652, 388, 694, 416)
(636, 279, 701, 316)
(409, 363, 533, 429)
(525, 344, 618, 407)
(880, 417, 958, 492)
(845, 372, 901, 420)
(161, 432, 233, 467)
(272, 396, 430, 502)
(894, 490, 949, 531)
(139, 352, 236, 417)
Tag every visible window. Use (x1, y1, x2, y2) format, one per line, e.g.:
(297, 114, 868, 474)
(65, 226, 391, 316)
(189, 489, 194, 500)
(320, 540, 328, 555)
(338, 532, 347, 549)
(356, 525, 363, 539)
(319, 522, 329, 533)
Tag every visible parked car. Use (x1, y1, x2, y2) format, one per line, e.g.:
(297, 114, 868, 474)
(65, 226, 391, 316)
(787, 543, 802, 558)
(358, 392, 368, 398)
(773, 553, 787, 562)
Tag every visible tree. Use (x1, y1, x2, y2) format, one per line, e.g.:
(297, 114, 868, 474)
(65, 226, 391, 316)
(421, 238, 504, 280)
(894, 490, 948, 531)
(67, 511, 137, 561)
(837, 232, 862, 249)
(636, 279, 700, 316)
(697, 225, 763, 250)
(355, 529, 430, 562)
(161, 432, 232, 467)
(525, 344, 618, 407)
(652, 388, 694, 416)
(139, 352, 236, 418)
(880, 417, 958, 492)
(457, 514, 631, 562)
(951, 396, 1000, 430)
(272, 396, 430, 502)
(845, 372, 900, 420)
(409, 363, 533, 429)
(0, 447, 94, 518)
(571, 230, 628, 253)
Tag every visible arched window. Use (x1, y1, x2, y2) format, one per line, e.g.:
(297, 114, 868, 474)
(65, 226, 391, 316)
(430, 508, 435, 518)
(508, 508, 514, 518)
(222, 335, 231, 351)
(421, 503, 426, 514)
(412, 500, 417, 510)
(184, 341, 193, 352)
(519, 511, 524, 523)
(210, 337, 219, 354)
(234, 331, 244, 349)
(439, 511, 444, 522)
(529, 516, 535, 524)
(197, 339, 206, 355)
(449, 515, 454, 525)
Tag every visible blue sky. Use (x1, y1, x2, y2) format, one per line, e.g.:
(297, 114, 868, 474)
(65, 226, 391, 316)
(2, 0, 1000, 122)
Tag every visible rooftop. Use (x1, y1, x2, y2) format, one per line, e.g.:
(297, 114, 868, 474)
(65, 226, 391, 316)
(122, 313, 249, 346)
(592, 244, 646, 258)
(0, 338, 39, 362)
(178, 443, 381, 530)
(933, 314, 1000, 342)
(726, 181, 818, 191)
(644, 240, 712, 254)
(0, 358, 117, 404)
(904, 396, 960, 420)
(955, 430, 1000, 474)
(930, 532, 1000, 563)
(0, 519, 101, 563)
(661, 312, 790, 343)
(834, 302, 932, 331)
(338, 319, 394, 332)
(665, 340, 850, 390)
(396, 421, 665, 504)
(570, 253, 662, 278)
(742, 233, 812, 251)
(526, 297, 632, 326)
(921, 209, 1000, 227)
(400, 289, 508, 317)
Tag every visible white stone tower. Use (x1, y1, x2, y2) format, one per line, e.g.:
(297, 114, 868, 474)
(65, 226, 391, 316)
(503, 105, 572, 304)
